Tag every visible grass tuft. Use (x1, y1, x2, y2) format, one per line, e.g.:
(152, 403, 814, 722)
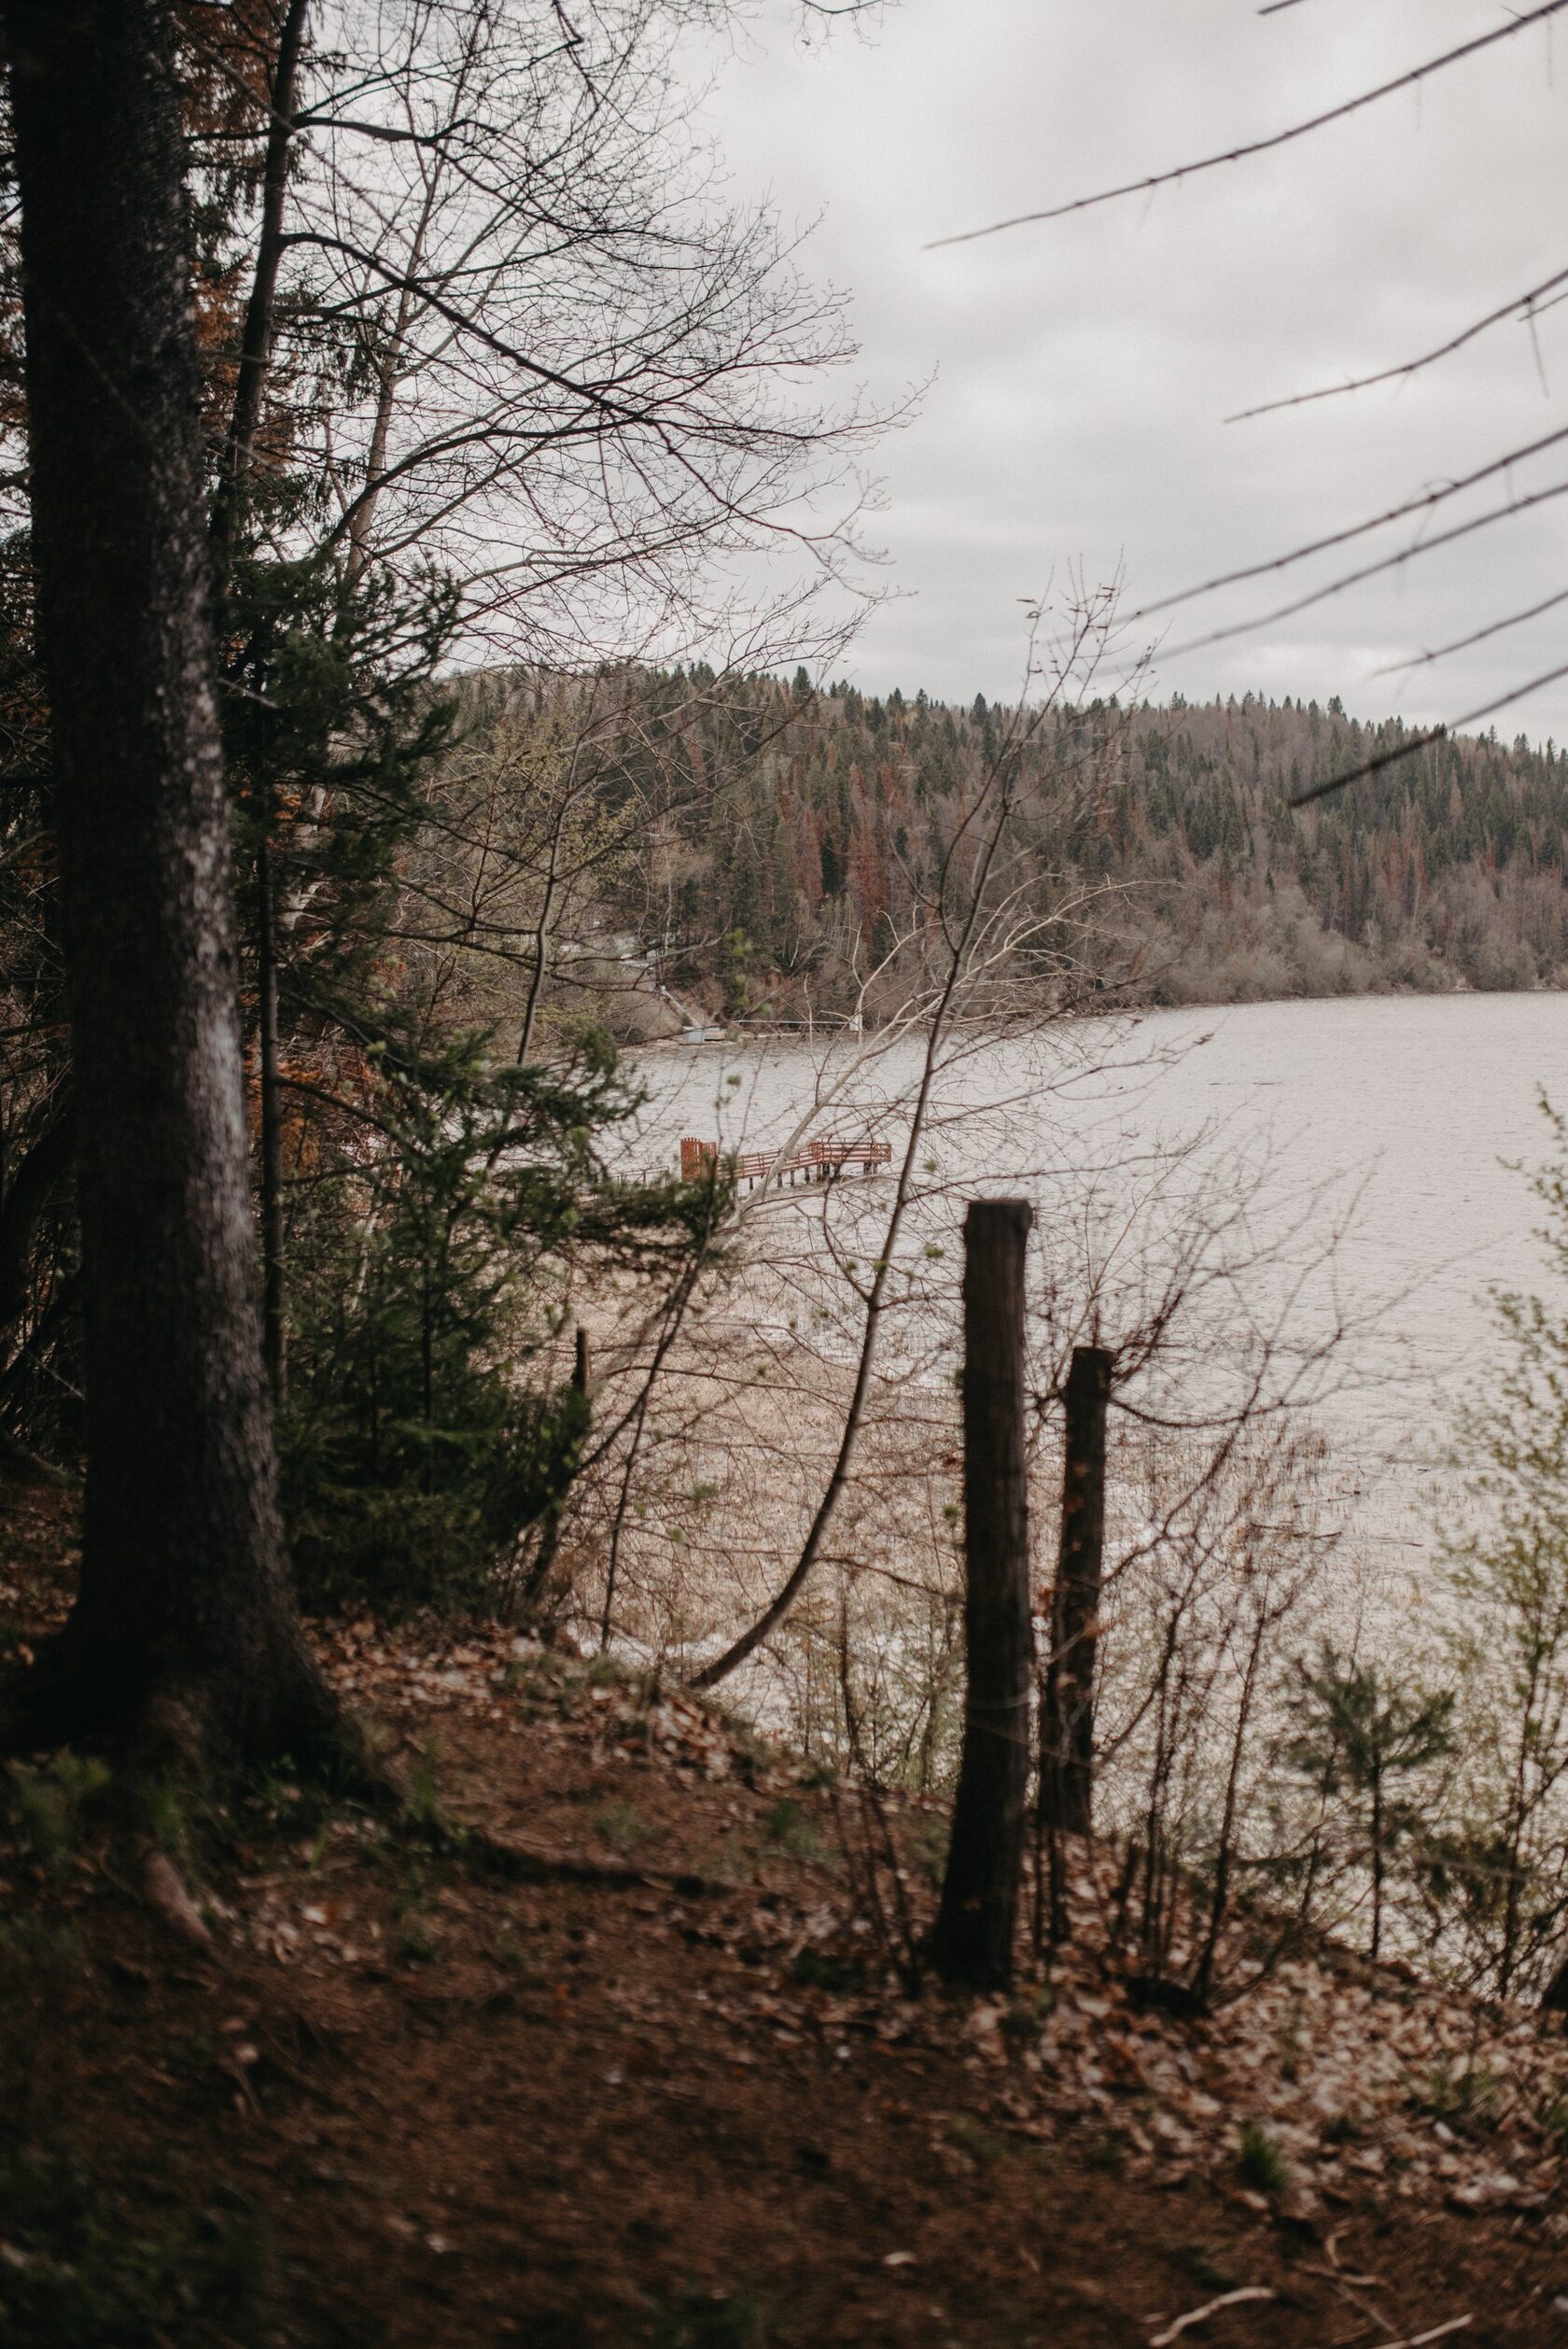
(761, 1800, 823, 1864)
(1237, 2120, 1289, 2195)
(1423, 2061, 1501, 2134)
(651, 2286, 763, 2348)
(594, 1799, 659, 1856)
(8, 1753, 110, 1876)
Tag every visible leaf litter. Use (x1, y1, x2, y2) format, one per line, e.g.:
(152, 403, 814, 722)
(1, 1564, 1566, 2342)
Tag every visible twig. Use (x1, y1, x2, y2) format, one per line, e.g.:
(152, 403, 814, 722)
(1323, 2274, 1398, 2341)
(1373, 2322, 1471, 2349)
(1228, 264, 1568, 422)
(1149, 2286, 1276, 2347)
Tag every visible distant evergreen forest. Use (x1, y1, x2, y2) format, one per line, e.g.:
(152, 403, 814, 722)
(615, 673, 1568, 1018)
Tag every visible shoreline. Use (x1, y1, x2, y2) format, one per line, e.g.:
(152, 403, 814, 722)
(634, 976, 1568, 1055)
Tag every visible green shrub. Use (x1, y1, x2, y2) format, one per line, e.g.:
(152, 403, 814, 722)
(277, 1027, 723, 1622)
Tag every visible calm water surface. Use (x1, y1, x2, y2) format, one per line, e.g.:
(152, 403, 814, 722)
(627, 994, 1568, 1496)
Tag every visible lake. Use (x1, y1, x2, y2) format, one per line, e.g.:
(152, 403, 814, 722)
(623, 993, 1568, 1574)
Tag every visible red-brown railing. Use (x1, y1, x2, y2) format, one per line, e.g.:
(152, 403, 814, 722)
(679, 1134, 891, 1189)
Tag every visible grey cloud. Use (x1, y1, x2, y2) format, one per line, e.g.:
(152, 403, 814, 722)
(699, 0, 1568, 735)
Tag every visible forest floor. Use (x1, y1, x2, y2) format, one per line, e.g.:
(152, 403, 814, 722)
(3, 1475, 1568, 2348)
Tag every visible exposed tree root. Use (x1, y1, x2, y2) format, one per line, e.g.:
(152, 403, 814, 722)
(138, 1842, 212, 1947)
(427, 1813, 729, 1899)
(0, 1637, 408, 1955)
(1, 1640, 730, 1950)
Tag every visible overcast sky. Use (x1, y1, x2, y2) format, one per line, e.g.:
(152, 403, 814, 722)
(695, 0, 1568, 737)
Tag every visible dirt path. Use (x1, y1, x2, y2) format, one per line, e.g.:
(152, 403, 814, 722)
(1, 1486, 1565, 2346)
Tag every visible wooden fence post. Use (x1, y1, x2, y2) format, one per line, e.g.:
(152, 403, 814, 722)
(1040, 1343, 1113, 1839)
(931, 1199, 1035, 1990)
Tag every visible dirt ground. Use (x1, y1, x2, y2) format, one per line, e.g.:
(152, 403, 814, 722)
(3, 1477, 1567, 2349)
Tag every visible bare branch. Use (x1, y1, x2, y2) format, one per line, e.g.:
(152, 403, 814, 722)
(1137, 419, 1568, 624)
(1162, 471, 1568, 658)
(1371, 582, 1568, 680)
(927, 0, 1568, 250)
(1227, 262, 1568, 422)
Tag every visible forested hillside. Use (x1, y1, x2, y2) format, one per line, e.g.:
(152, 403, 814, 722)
(625, 674, 1568, 1015)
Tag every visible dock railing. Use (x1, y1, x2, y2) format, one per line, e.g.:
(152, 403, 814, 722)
(679, 1134, 892, 1191)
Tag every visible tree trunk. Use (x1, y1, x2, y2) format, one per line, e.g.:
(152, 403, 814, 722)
(1039, 1344, 1112, 1837)
(1370, 1765, 1384, 1962)
(931, 1200, 1035, 1991)
(257, 830, 287, 1409)
(3, 0, 337, 1766)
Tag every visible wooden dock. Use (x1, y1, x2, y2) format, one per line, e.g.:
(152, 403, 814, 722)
(680, 1134, 892, 1191)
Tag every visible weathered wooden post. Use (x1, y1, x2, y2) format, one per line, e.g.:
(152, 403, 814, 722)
(1040, 1343, 1113, 1838)
(931, 1199, 1035, 1990)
